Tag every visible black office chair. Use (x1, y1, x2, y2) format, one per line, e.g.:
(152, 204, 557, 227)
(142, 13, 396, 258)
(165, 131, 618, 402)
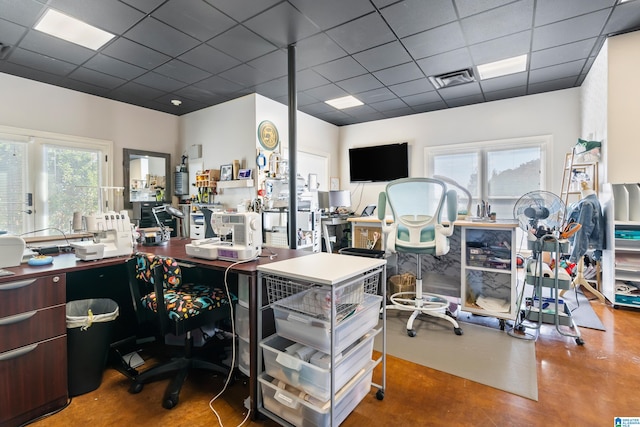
(126, 253, 233, 409)
(201, 207, 215, 238)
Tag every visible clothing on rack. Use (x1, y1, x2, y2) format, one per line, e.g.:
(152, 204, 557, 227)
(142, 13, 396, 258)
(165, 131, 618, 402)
(567, 193, 604, 263)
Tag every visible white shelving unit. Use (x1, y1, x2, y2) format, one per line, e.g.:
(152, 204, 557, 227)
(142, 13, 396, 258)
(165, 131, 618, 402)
(217, 179, 254, 189)
(460, 222, 518, 330)
(604, 183, 640, 309)
(256, 253, 386, 427)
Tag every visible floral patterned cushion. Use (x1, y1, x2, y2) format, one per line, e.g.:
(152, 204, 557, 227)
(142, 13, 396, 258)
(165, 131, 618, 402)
(134, 252, 231, 321)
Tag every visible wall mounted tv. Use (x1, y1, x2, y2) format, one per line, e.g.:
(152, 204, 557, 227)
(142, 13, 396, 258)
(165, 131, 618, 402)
(349, 142, 409, 182)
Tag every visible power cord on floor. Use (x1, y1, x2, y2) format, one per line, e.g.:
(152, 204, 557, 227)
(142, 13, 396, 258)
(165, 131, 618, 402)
(208, 256, 258, 427)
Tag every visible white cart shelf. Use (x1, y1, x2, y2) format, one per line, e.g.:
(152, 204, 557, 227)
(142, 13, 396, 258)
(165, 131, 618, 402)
(256, 252, 387, 427)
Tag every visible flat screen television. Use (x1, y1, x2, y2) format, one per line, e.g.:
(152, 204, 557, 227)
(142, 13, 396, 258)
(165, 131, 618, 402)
(349, 142, 409, 182)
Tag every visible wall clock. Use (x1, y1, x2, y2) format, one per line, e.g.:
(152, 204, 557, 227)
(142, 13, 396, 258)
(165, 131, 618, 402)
(258, 120, 279, 151)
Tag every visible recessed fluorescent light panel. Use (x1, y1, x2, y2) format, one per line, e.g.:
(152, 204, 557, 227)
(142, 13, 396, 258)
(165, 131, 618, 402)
(34, 9, 115, 50)
(325, 95, 363, 110)
(477, 54, 528, 80)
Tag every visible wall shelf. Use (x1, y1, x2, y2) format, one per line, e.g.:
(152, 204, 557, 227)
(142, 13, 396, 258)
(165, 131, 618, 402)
(217, 179, 254, 189)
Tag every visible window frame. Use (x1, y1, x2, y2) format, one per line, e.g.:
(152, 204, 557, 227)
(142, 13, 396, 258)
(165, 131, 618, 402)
(0, 125, 113, 235)
(424, 135, 552, 214)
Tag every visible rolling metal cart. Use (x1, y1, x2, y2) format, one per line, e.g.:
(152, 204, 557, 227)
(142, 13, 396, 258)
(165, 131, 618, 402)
(256, 252, 386, 427)
(509, 234, 584, 345)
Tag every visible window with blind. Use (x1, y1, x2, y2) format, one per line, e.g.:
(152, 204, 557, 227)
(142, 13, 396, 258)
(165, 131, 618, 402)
(0, 127, 111, 236)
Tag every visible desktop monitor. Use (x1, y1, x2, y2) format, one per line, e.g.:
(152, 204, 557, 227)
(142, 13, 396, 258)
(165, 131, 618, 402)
(328, 190, 351, 211)
(318, 191, 330, 210)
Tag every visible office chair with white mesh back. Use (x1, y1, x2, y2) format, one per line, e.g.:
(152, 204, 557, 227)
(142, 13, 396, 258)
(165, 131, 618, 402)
(378, 177, 463, 337)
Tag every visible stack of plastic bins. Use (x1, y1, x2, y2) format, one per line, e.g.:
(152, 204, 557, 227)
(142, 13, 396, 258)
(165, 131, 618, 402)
(259, 267, 381, 427)
(236, 277, 250, 375)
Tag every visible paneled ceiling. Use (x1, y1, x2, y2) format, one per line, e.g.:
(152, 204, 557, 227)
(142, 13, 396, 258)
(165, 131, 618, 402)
(1, 0, 639, 126)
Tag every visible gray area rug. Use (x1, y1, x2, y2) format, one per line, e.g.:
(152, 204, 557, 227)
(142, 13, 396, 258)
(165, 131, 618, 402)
(563, 289, 606, 331)
(375, 311, 538, 401)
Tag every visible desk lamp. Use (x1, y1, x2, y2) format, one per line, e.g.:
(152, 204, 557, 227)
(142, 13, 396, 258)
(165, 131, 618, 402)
(140, 204, 184, 246)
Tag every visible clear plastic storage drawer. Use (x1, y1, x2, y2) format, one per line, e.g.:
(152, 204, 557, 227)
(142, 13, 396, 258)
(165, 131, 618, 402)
(260, 331, 375, 401)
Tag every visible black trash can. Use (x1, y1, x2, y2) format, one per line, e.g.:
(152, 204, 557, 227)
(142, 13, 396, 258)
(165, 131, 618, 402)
(66, 298, 119, 396)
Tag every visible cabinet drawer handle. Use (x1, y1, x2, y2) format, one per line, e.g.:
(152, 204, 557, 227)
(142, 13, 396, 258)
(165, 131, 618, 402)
(0, 310, 37, 326)
(0, 279, 36, 291)
(0, 343, 38, 361)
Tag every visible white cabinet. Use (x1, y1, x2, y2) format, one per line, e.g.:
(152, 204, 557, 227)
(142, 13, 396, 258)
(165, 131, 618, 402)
(460, 223, 518, 327)
(257, 253, 386, 427)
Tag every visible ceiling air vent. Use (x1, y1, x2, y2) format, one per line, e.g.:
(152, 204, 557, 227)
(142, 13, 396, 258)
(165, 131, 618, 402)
(428, 68, 475, 89)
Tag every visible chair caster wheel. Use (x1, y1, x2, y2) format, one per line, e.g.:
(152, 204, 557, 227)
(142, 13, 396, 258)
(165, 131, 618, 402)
(407, 329, 416, 337)
(163, 397, 178, 409)
(454, 327, 463, 336)
(576, 337, 585, 346)
(376, 389, 385, 400)
(129, 382, 143, 394)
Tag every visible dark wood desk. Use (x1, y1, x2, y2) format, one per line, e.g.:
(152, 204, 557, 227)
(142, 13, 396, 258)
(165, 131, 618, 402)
(0, 239, 308, 426)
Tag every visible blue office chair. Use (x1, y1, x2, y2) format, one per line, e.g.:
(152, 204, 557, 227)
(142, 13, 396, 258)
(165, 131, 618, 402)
(126, 253, 233, 409)
(378, 177, 462, 337)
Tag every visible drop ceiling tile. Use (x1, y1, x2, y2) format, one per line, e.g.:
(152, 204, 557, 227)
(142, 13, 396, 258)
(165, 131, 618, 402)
(527, 76, 578, 94)
(437, 81, 482, 100)
(295, 33, 347, 69)
(315, 110, 352, 124)
(120, 0, 165, 14)
(193, 74, 244, 95)
(341, 104, 378, 116)
(8, 47, 77, 75)
(134, 71, 188, 92)
(102, 37, 170, 70)
(530, 38, 597, 70)
(401, 90, 442, 106)
(382, 106, 415, 118)
(353, 41, 412, 72)
(336, 74, 383, 94)
(68, 67, 126, 89)
(178, 44, 240, 75)
(173, 85, 216, 103)
(355, 87, 397, 104)
(371, 0, 401, 9)
(208, 26, 278, 62)
(313, 56, 368, 82)
(243, 2, 319, 47)
(110, 81, 164, 103)
(411, 100, 447, 114)
(63, 79, 111, 97)
(416, 48, 473, 78)
(123, 17, 200, 57)
(155, 93, 208, 112)
(274, 91, 319, 107)
(289, 0, 374, 30)
(402, 22, 466, 60)
(204, 0, 281, 23)
(381, 0, 457, 38)
(347, 111, 386, 124)
(0, 61, 64, 85)
(299, 101, 337, 115)
(454, 0, 515, 18)
(389, 78, 434, 97)
(219, 63, 273, 87)
(535, 0, 614, 26)
(373, 62, 423, 86)
(0, 0, 46, 27)
(247, 50, 288, 81)
(484, 85, 527, 102)
(468, 30, 531, 65)
(532, 10, 610, 51)
(0, 18, 27, 45)
(152, 1, 236, 42)
(370, 98, 407, 113)
(326, 12, 396, 54)
(20, 30, 94, 65)
(154, 59, 211, 84)
(254, 76, 288, 98)
(479, 71, 527, 92)
(297, 69, 330, 90)
(445, 93, 485, 108)
(49, 0, 144, 34)
(603, 1, 640, 34)
(528, 59, 586, 84)
(83, 54, 146, 80)
(304, 83, 349, 102)
(460, 0, 534, 45)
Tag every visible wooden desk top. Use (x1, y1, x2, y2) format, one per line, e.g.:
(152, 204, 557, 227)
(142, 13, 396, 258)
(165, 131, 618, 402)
(0, 239, 308, 282)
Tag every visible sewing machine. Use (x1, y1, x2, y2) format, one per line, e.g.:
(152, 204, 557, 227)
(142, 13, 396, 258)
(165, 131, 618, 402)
(185, 212, 262, 261)
(71, 211, 135, 260)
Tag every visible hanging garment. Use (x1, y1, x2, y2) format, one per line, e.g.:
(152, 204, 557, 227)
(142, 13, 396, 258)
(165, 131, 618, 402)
(567, 193, 604, 263)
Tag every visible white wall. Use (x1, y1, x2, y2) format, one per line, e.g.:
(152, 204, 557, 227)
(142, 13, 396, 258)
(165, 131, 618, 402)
(0, 72, 180, 188)
(339, 88, 581, 208)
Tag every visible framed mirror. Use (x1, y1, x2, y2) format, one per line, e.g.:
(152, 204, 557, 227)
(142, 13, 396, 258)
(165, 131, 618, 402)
(123, 148, 171, 209)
